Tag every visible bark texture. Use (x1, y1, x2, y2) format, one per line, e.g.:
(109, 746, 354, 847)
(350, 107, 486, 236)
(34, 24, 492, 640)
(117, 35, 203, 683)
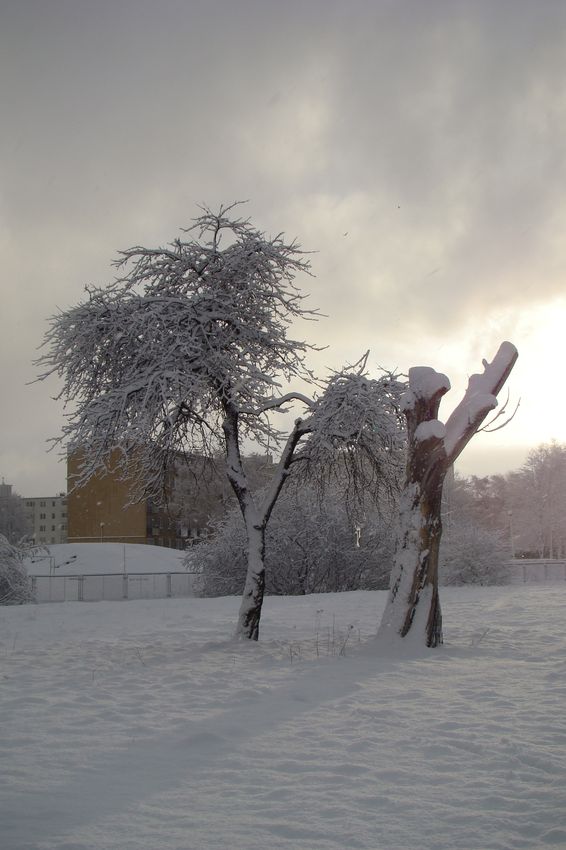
(224, 402, 306, 640)
(379, 374, 450, 647)
(397, 449, 447, 647)
(236, 525, 266, 640)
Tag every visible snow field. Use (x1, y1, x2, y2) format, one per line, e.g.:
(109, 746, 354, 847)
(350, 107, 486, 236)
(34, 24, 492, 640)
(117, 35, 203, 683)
(1, 586, 566, 850)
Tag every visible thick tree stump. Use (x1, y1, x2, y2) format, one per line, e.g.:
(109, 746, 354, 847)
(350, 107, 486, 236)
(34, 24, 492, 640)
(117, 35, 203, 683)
(378, 342, 518, 647)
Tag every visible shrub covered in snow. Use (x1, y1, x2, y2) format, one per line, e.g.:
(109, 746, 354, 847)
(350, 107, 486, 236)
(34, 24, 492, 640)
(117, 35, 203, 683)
(0, 535, 34, 604)
(440, 520, 510, 586)
(192, 482, 396, 597)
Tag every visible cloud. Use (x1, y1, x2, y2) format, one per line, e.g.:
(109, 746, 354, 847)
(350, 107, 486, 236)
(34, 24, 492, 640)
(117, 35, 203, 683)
(2, 0, 566, 491)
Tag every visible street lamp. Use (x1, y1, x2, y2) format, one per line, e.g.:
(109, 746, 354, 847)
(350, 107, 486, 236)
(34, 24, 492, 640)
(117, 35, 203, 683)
(508, 510, 515, 558)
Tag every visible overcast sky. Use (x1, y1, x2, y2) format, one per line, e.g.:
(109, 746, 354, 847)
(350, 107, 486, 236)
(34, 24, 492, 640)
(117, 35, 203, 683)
(2, 0, 566, 495)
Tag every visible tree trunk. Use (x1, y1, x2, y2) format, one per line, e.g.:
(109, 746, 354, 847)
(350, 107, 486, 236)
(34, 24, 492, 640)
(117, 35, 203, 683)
(223, 403, 307, 640)
(378, 373, 449, 648)
(377, 342, 518, 648)
(396, 460, 447, 647)
(236, 523, 266, 640)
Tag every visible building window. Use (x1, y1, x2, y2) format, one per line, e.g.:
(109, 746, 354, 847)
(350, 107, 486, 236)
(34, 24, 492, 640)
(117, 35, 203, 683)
(40, 501, 46, 507)
(40, 513, 46, 519)
(39, 525, 46, 532)
(51, 525, 56, 531)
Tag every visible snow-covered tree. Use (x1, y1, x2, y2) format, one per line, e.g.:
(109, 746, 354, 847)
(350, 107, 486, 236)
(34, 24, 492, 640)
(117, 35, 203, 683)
(440, 447, 566, 560)
(0, 535, 34, 605)
(463, 474, 509, 535)
(377, 342, 518, 647)
(0, 485, 32, 544)
(440, 520, 510, 586)
(193, 476, 397, 597)
(510, 443, 566, 558)
(38, 204, 405, 639)
(438, 471, 511, 584)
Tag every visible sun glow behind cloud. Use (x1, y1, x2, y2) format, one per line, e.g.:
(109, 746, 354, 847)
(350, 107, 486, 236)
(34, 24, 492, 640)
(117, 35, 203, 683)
(504, 299, 566, 445)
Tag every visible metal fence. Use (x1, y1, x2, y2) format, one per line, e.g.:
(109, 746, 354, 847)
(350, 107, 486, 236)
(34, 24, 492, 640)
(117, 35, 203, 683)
(30, 572, 197, 603)
(507, 559, 566, 584)
(29, 561, 566, 604)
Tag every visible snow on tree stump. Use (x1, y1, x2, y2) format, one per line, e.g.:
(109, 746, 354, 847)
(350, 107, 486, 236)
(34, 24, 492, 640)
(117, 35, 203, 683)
(378, 342, 518, 648)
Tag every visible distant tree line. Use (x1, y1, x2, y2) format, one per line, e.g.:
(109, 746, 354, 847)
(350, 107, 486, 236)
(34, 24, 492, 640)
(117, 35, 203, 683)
(444, 442, 566, 560)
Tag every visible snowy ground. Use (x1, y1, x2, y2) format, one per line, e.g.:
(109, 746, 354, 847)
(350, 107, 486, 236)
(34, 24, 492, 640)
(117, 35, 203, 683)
(1, 586, 566, 850)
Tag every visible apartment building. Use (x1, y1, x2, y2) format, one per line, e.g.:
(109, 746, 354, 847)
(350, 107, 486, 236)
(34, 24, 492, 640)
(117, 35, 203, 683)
(67, 450, 230, 548)
(66, 449, 274, 548)
(23, 493, 68, 545)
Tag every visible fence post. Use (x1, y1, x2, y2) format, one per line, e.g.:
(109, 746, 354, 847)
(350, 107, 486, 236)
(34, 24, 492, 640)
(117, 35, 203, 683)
(166, 573, 172, 598)
(122, 574, 128, 600)
(77, 575, 84, 602)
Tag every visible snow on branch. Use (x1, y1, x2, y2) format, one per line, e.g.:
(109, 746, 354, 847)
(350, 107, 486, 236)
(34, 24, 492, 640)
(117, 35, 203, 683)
(240, 391, 316, 416)
(0, 536, 36, 605)
(306, 367, 405, 448)
(414, 419, 447, 442)
(443, 341, 518, 462)
(401, 367, 451, 412)
(36, 205, 321, 498)
(296, 360, 407, 508)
